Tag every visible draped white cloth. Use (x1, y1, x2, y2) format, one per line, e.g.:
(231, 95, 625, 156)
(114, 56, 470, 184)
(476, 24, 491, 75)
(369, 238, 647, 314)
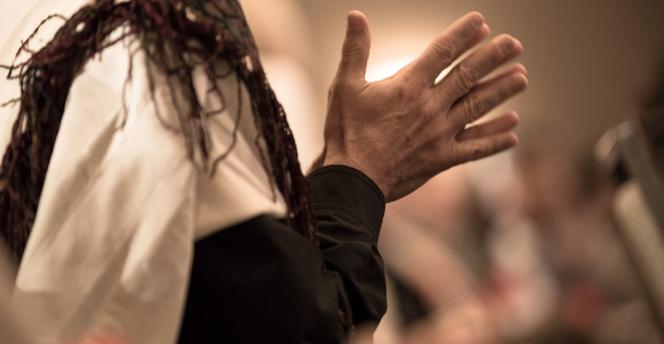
(0, 1, 286, 342)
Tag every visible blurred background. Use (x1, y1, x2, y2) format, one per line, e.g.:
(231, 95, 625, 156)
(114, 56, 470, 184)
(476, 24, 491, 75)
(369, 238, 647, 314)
(1, 0, 663, 342)
(243, 0, 664, 342)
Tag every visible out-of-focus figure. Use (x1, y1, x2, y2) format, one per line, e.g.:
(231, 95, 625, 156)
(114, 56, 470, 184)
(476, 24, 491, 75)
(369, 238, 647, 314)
(377, 168, 499, 343)
(370, 66, 664, 343)
(507, 144, 646, 343)
(594, 64, 664, 343)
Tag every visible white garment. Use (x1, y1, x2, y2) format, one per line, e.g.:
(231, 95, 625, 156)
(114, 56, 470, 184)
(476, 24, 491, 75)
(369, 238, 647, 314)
(0, 1, 286, 343)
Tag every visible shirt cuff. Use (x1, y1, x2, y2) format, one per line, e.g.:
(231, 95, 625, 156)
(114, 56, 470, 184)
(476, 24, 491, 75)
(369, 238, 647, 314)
(307, 165, 386, 236)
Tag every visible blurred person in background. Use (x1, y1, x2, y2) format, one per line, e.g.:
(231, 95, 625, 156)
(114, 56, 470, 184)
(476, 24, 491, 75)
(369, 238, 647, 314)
(0, 0, 527, 343)
(376, 168, 501, 343)
(371, 112, 662, 344)
(327, 1, 663, 343)
(505, 147, 629, 342)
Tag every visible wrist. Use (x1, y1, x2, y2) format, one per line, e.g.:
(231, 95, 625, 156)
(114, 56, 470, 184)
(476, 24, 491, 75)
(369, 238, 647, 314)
(322, 155, 389, 199)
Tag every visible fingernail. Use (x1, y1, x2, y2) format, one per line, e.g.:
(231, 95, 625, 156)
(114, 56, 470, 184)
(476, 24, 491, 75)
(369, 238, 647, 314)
(502, 36, 515, 49)
(502, 39, 521, 55)
(513, 39, 523, 52)
(505, 38, 522, 53)
(468, 12, 485, 27)
(517, 64, 528, 75)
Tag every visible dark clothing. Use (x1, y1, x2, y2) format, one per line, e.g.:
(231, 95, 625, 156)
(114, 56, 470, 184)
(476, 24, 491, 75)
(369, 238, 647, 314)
(178, 165, 387, 343)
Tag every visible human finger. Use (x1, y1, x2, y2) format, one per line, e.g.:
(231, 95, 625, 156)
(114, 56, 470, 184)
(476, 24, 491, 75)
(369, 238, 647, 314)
(337, 11, 371, 81)
(405, 12, 489, 87)
(456, 111, 520, 141)
(435, 34, 523, 107)
(454, 131, 517, 163)
(446, 65, 527, 129)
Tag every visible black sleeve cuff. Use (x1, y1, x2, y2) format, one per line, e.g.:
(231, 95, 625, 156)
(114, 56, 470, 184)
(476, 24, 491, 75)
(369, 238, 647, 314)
(307, 165, 386, 237)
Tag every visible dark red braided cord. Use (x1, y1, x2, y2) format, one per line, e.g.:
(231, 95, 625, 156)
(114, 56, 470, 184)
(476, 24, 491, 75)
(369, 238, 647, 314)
(0, 0, 318, 263)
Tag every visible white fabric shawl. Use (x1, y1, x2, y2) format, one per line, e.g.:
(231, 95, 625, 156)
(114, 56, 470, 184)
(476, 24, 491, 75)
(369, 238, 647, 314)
(0, 1, 286, 342)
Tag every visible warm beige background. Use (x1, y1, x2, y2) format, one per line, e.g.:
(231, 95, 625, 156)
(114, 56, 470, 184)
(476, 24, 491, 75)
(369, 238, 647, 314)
(3, 0, 664, 161)
(283, 0, 664, 161)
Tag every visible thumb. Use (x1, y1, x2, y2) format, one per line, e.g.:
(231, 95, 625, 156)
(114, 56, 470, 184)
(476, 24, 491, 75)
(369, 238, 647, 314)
(338, 11, 371, 81)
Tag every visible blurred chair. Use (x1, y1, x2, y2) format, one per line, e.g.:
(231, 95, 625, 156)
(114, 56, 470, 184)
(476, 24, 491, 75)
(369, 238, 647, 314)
(596, 105, 664, 337)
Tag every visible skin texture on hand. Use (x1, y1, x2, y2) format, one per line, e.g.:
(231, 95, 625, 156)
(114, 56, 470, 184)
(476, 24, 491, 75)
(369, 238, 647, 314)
(321, 11, 528, 202)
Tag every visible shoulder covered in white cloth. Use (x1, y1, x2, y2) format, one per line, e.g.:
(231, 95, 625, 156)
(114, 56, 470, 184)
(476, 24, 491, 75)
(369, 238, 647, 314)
(0, 2, 285, 342)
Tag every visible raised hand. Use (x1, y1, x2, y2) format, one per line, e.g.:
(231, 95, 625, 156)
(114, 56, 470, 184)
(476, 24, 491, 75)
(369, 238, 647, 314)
(322, 11, 527, 202)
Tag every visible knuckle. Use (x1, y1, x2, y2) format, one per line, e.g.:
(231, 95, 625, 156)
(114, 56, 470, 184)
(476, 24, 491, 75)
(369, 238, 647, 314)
(342, 40, 366, 57)
(483, 35, 515, 67)
(395, 80, 419, 104)
(343, 45, 362, 59)
(471, 142, 488, 161)
(439, 145, 460, 169)
(399, 65, 430, 91)
(421, 99, 439, 122)
(455, 64, 477, 92)
(463, 96, 484, 123)
(431, 40, 457, 64)
(395, 85, 410, 102)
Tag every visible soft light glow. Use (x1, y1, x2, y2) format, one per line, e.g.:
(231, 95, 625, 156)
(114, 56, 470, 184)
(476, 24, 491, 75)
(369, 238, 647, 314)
(365, 55, 453, 83)
(365, 55, 416, 82)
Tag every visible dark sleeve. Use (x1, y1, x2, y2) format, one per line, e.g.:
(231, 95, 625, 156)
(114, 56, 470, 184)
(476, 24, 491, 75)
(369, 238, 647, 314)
(178, 165, 387, 344)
